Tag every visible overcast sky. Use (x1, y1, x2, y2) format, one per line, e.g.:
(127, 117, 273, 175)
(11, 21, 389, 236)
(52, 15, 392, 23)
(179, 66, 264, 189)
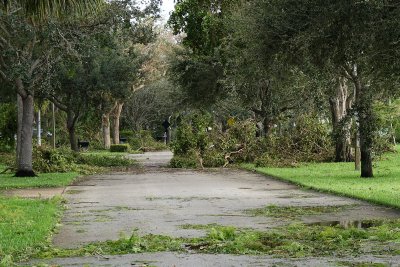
(160, 0, 175, 22)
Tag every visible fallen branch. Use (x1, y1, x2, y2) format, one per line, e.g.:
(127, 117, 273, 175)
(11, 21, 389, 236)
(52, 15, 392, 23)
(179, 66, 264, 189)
(223, 147, 245, 168)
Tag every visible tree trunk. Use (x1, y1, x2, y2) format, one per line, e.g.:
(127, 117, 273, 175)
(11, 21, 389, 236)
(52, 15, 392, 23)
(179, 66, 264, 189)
(329, 76, 353, 162)
(15, 93, 36, 177)
(37, 109, 42, 146)
(16, 94, 23, 166)
(263, 117, 272, 137)
(352, 71, 373, 178)
(67, 111, 79, 152)
(112, 102, 124, 144)
(358, 103, 374, 177)
(102, 113, 111, 149)
(354, 128, 361, 171)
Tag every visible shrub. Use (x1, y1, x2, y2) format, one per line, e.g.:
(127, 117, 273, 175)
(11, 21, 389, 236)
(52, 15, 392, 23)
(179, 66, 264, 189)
(202, 149, 225, 167)
(122, 130, 168, 152)
(0, 103, 17, 152)
(171, 113, 334, 169)
(33, 147, 78, 173)
(169, 150, 199, 168)
(0, 152, 15, 169)
(110, 144, 130, 152)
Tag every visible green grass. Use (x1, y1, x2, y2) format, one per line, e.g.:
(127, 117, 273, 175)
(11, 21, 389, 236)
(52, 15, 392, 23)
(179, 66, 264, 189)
(0, 172, 79, 190)
(244, 147, 400, 208)
(0, 197, 62, 263)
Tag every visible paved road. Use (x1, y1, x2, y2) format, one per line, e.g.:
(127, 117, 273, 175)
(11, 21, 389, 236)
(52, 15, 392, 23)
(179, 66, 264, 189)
(31, 151, 400, 266)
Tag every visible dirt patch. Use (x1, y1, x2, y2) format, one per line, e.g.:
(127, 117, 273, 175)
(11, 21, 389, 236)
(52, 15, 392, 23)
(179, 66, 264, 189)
(1, 187, 65, 198)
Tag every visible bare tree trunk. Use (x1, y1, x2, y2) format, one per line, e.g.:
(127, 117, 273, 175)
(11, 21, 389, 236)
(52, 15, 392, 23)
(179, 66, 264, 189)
(354, 128, 361, 171)
(329, 76, 353, 162)
(102, 113, 111, 149)
(112, 102, 124, 145)
(67, 111, 79, 152)
(52, 103, 56, 148)
(37, 109, 41, 146)
(16, 94, 23, 166)
(15, 93, 36, 177)
(351, 69, 373, 178)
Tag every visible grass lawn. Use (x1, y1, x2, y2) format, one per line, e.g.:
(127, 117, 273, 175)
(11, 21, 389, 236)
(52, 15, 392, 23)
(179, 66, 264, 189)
(244, 147, 400, 208)
(0, 197, 61, 263)
(0, 172, 79, 190)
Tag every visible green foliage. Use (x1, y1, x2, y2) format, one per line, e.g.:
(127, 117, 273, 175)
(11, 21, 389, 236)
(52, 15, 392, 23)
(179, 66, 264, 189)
(172, 113, 333, 168)
(29, 220, 400, 260)
(122, 130, 168, 152)
(169, 150, 199, 169)
(168, 0, 236, 56)
(202, 149, 225, 167)
(33, 147, 78, 173)
(172, 112, 212, 156)
(0, 103, 17, 152)
(32, 146, 135, 173)
(110, 144, 130, 152)
(169, 49, 225, 107)
(172, 123, 197, 156)
(373, 100, 399, 156)
(0, 153, 15, 170)
(255, 115, 333, 166)
(211, 119, 259, 163)
(207, 226, 236, 241)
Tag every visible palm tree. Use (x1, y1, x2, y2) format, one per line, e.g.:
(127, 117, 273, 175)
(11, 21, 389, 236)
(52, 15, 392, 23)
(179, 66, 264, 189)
(0, 0, 103, 176)
(2, 1, 102, 20)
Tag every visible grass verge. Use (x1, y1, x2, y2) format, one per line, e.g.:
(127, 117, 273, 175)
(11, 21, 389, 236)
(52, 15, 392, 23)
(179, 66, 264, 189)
(243, 147, 400, 208)
(0, 197, 62, 264)
(0, 172, 79, 190)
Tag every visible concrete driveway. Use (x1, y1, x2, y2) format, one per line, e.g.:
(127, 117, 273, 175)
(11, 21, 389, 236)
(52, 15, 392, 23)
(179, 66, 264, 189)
(32, 151, 400, 266)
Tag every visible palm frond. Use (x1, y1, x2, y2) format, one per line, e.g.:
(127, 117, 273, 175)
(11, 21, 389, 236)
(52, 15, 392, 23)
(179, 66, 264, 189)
(3, 0, 105, 20)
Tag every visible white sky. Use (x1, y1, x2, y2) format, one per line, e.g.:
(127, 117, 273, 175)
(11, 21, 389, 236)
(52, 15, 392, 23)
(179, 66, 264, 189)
(160, 0, 175, 22)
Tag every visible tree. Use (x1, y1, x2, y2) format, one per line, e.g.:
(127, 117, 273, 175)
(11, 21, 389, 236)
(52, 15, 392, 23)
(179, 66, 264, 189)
(0, 0, 102, 176)
(50, 56, 93, 151)
(236, 0, 400, 177)
(168, 0, 238, 107)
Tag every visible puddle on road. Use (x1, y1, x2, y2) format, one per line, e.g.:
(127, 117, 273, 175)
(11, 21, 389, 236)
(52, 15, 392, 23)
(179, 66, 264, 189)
(307, 219, 385, 229)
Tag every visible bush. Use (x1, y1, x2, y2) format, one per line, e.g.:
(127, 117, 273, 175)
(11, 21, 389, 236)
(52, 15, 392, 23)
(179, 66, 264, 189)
(33, 147, 78, 173)
(262, 115, 333, 163)
(32, 146, 136, 173)
(169, 150, 199, 168)
(172, 112, 337, 168)
(169, 155, 198, 168)
(122, 130, 168, 152)
(202, 149, 225, 167)
(110, 144, 130, 152)
(0, 103, 17, 152)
